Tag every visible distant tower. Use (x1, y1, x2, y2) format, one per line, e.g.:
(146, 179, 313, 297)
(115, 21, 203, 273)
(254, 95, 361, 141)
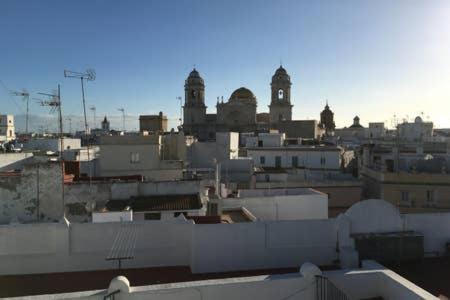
(319, 101, 336, 136)
(269, 65, 293, 126)
(350, 116, 364, 128)
(101, 116, 110, 132)
(183, 68, 207, 135)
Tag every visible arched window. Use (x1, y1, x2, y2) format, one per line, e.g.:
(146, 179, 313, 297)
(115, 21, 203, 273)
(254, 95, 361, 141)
(278, 89, 284, 100)
(191, 90, 196, 99)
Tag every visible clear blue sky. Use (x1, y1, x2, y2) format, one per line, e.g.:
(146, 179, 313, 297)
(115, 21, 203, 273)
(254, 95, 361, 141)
(1, 0, 450, 131)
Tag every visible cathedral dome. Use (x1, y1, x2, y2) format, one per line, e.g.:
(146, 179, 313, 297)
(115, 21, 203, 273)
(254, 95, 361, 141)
(186, 68, 204, 85)
(272, 65, 291, 82)
(229, 87, 257, 105)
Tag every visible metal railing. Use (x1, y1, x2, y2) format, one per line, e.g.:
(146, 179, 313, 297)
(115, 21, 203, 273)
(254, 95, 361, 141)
(104, 289, 120, 300)
(315, 275, 349, 300)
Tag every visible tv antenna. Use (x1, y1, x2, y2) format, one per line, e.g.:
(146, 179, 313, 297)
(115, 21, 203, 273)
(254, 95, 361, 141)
(11, 89, 30, 135)
(118, 108, 125, 132)
(64, 68, 96, 183)
(64, 68, 96, 135)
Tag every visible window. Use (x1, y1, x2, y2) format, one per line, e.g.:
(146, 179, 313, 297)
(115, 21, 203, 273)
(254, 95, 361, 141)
(130, 152, 140, 163)
(9, 130, 12, 137)
(292, 156, 298, 167)
(278, 89, 284, 100)
(260, 156, 265, 164)
(426, 190, 435, 204)
(275, 156, 282, 168)
(400, 191, 411, 206)
(320, 157, 326, 165)
(144, 212, 161, 220)
(258, 140, 263, 147)
(279, 114, 283, 121)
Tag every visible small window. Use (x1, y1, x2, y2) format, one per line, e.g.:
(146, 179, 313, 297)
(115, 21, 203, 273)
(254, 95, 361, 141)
(426, 190, 435, 203)
(292, 156, 298, 167)
(275, 156, 282, 168)
(260, 156, 265, 164)
(258, 140, 263, 147)
(400, 191, 411, 206)
(279, 114, 283, 121)
(9, 130, 12, 137)
(144, 212, 161, 220)
(130, 152, 140, 163)
(320, 157, 326, 165)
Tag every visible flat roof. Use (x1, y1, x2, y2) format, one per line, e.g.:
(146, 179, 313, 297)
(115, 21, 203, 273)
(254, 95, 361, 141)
(0, 266, 300, 298)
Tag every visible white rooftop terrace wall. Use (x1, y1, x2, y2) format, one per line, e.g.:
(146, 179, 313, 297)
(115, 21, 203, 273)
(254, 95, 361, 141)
(2, 199, 450, 280)
(191, 219, 337, 273)
(0, 152, 34, 171)
(223, 191, 328, 220)
(326, 260, 438, 300)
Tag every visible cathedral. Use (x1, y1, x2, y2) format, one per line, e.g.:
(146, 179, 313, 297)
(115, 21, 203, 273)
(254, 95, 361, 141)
(182, 66, 294, 140)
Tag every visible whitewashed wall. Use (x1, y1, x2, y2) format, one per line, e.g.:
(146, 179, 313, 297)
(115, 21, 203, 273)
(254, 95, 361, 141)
(223, 193, 328, 220)
(190, 220, 337, 273)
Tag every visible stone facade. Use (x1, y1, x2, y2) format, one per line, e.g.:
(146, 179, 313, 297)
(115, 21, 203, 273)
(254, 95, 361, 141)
(269, 66, 293, 126)
(139, 112, 168, 133)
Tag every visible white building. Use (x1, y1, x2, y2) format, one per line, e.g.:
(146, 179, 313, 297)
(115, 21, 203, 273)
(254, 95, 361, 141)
(398, 116, 433, 142)
(98, 135, 183, 181)
(188, 132, 239, 169)
(368, 122, 385, 139)
(0, 114, 15, 141)
(247, 146, 341, 170)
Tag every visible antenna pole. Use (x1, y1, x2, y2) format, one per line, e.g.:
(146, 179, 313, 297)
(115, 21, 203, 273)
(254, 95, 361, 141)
(64, 69, 96, 184)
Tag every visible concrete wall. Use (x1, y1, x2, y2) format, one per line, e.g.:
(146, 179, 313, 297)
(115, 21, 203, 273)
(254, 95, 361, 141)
(328, 261, 438, 300)
(191, 219, 337, 273)
(224, 193, 328, 220)
(0, 219, 193, 275)
(0, 153, 34, 171)
(0, 217, 336, 276)
(0, 162, 63, 224)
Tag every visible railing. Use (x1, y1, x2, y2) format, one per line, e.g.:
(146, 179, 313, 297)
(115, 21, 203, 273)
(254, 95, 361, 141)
(315, 275, 350, 300)
(104, 289, 120, 300)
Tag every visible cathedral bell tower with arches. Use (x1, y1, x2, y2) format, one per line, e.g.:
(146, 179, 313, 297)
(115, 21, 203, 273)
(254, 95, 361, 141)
(183, 68, 207, 135)
(269, 65, 293, 126)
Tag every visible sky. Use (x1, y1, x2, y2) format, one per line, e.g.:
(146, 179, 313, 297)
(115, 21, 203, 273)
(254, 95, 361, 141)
(1, 0, 450, 132)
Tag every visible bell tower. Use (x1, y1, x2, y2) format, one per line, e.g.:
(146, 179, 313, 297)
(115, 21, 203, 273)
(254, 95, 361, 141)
(269, 65, 293, 125)
(183, 68, 206, 134)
